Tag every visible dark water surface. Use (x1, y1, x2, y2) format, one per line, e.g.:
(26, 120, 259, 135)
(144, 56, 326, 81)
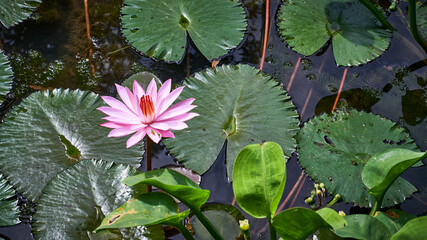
(0, 0, 426, 239)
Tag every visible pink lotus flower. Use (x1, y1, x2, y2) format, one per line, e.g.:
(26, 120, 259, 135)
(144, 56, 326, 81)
(98, 78, 198, 148)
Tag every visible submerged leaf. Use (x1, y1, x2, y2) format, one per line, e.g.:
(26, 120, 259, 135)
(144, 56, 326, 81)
(0, 89, 142, 201)
(121, 0, 246, 62)
(0, 0, 42, 28)
(0, 173, 19, 226)
(297, 110, 418, 207)
(278, 0, 391, 66)
(164, 64, 299, 179)
(33, 159, 153, 240)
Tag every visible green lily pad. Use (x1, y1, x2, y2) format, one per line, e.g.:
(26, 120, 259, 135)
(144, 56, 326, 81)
(233, 142, 286, 219)
(335, 214, 391, 240)
(417, 1, 427, 40)
(0, 50, 13, 103)
(0, 89, 142, 201)
(278, 0, 391, 66)
(297, 110, 418, 207)
(97, 192, 190, 230)
(0, 0, 42, 28)
(164, 64, 299, 179)
(32, 159, 155, 239)
(121, 0, 246, 62)
(121, 71, 162, 90)
(0, 173, 19, 226)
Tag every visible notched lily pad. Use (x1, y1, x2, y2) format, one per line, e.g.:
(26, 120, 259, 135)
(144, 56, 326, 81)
(0, 50, 13, 104)
(0, 89, 142, 201)
(297, 110, 418, 207)
(0, 173, 20, 226)
(278, 0, 391, 66)
(121, 0, 246, 62)
(163, 64, 299, 179)
(0, 0, 42, 28)
(32, 159, 153, 240)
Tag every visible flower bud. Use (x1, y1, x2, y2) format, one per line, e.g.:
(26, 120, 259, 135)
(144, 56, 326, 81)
(239, 219, 249, 231)
(305, 197, 314, 204)
(338, 211, 346, 217)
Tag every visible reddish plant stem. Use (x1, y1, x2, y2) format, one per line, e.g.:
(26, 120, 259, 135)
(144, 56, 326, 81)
(259, 0, 270, 72)
(332, 68, 348, 112)
(286, 57, 301, 92)
(300, 88, 313, 119)
(83, 0, 95, 75)
(289, 175, 307, 208)
(277, 170, 305, 212)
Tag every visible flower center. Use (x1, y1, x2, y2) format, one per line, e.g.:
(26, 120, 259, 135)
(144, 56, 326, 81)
(140, 95, 155, 123)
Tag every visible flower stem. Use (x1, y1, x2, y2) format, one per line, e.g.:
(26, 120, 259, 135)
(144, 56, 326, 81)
(408, 0, 427, 53)
(268, 218, 276, 240)
(369, 200, 379, 216)
(193, 210, 224, 240)
(146, 137, 152, 192)
(167, 222, 195, 240)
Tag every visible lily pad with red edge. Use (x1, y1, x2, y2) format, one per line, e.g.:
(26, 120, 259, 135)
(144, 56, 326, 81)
(0, 173, 19, 226)
(32, 159, 155, 240)
(120, 0, 246, 62)
(278, 0, 391, 66)
(0, 0, 42, 28)
(296, 110, 419, 207)
(163, 64, 299, 179)
(0, 50, 13, 104)
(0, 89, 142, 201)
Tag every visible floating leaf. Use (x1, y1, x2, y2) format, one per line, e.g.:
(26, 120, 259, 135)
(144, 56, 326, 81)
(190, 210, 240, 240)
(417, 1, 427, 40)
(278, 0, 391, 66)
(0, 0, 42, 28)
(335, 214, 391, 240)
(0, 173, 19, 226)
(391, 216, 427, 240)
(272, 207, 333, 240)
(233, 142, 286, 219)
(164, 64, 299, 179)
(121, 72, 162, 90)
(362, 148, 426, 206)
(0, 89, 142, 201)
(297, 110, 418, 207)
(123, 168, 210, 210)
(0, 50, 13, 104)
(121, 0, 246, 62)
(32, 159, 155, 239)
(97, 192, 190, 230)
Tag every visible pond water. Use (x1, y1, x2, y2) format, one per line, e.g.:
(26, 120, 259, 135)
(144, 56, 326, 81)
(0, 0, 426, 239)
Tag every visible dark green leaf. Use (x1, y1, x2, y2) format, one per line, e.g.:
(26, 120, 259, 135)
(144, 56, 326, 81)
(0, 50, 13, 104)
(121, 0, 246, 62)
(335, 214, 391, 240)
(121, 72, 162, 90)
(97, 192, 189, 230)
(278, 0, 391, 66)
(297, 110, 418, 207)
(190, 210, 240, 240)
(272, 207, 331, 240)
(32, 159, 155, 240)
(0, 89, 142, 201)
(0, 173, 19, 226)
(362, 148, 426, 205)
(164, 64, 299, 179)
(391, 216, 427, 240)
(0, 0, 42, 28)
(233, 142, 286, 219)
(123, 168, 210, 210)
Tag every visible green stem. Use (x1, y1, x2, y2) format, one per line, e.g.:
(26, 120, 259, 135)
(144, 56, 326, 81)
(358, 0, 395, 31)
(193, 210, 224, 240)
(268, 218, 276, 240)
(146, 137, 152, 192)
(408, 0, 427, 53)
(369, 200, 379, 216)
(167, 222, 195, 240)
